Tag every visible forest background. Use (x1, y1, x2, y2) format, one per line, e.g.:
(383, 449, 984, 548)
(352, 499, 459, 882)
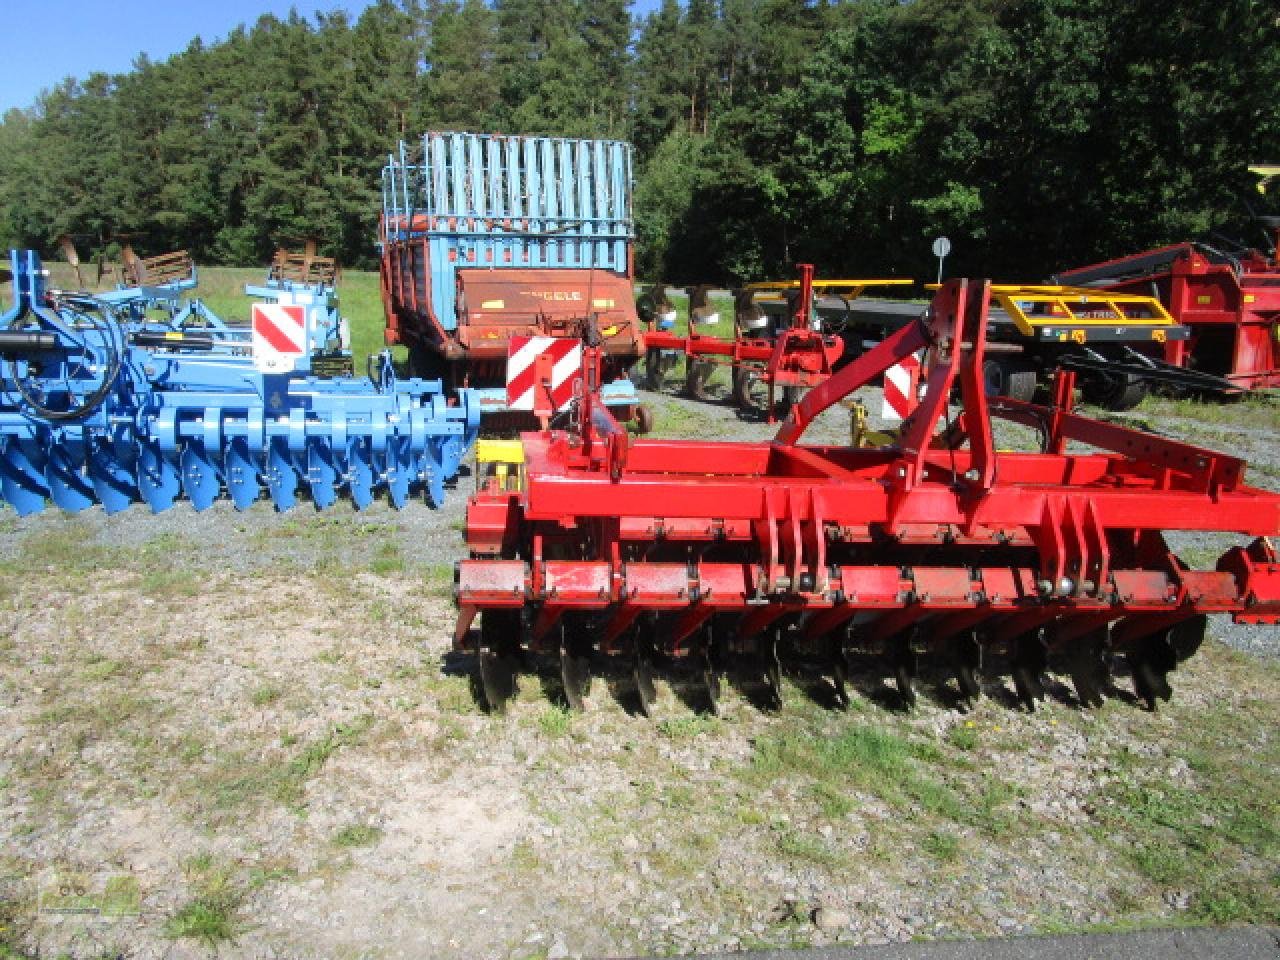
(0, 0, 1277, 284)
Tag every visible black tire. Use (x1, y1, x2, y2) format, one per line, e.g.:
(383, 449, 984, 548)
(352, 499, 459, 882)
(644, 347, 672, 392)
(1081, 372, 1149, 411)
(981, 356, 1038, 403)
(732, 368, 796, 418)
(685, 359, 714, 400)
(633, 403, 654, 434)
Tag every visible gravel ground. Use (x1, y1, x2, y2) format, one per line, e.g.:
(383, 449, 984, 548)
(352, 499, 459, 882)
(0, 381, 1277, 960)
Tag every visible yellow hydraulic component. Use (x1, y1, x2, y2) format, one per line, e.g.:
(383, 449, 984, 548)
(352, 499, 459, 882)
(1249, 164, 1280, 194)
(925, 283, 1177, 338)
(746, 278, 915, 301)
(845, 399, 898, 448)
(475, 438, 526, 492)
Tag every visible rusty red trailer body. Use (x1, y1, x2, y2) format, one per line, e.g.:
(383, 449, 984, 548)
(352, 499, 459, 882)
(456, 279, 1280, 715)
(1056, 242, 1280, 389)
(379, 133, 644, 418)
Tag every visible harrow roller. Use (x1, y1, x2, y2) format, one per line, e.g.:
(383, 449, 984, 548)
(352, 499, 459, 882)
(456, 279, 1280, 715)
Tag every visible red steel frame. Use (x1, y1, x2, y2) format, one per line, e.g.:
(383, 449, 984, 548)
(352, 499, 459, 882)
(1060, 242, 1280, 389)
(641, 264, 844, 421)
(456, 279, 1280, 695)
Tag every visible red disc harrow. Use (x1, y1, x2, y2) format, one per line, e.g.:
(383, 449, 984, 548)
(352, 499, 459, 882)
(456, 279, 1280, 715)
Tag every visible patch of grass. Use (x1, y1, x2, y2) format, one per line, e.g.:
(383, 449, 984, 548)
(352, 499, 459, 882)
(536, 705, 574, 738)
(38, 691, 153, 748)
(510, 839, 541, 873)
(655, 713, 721, 739)
(947, 723, 978, 751)
(644, 398, 703, 438)
(1135, 393, 1280, 431)
(205, 714, 374, 814)
(175, 733, 207, 763)
(423, 563, 454, 597)
(131, 532, 205, 597)
(250, 684, 282, 707)
(1085, 678, 1280, 924)
(368, 541, 405, 576)
(923, 829, 962, 862)
(810, 782, 855, 820)
(81, 655, 127, 682)
(165, 856, 242, 946)
(776, 829, 841, 868)
(332, 824, 382, 848)
(16, 521, 110, 577)
(743, 725, 992, 831)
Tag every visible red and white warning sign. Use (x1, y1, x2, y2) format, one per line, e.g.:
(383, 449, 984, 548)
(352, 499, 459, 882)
(252, 303, 307, 373)
(881, 351, 923, 422)
(506, 336, 583, 413)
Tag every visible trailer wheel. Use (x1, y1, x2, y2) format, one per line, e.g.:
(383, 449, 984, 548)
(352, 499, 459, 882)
(685, 359, 714, 401)
(634, 403, 654, 434)
(733, 368, 796, 419)
(981, 357, 1037, 403)
(1082, 372, 1148, 411)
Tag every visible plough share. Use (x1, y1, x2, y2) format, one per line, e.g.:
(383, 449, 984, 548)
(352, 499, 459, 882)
(456, 279, 1280, 715)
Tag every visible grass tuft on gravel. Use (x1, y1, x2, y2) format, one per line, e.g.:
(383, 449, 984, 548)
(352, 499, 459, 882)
(332, 824, 383, 848)
(165, 856, 243, 946)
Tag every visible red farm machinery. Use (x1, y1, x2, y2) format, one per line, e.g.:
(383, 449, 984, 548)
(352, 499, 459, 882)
(454, 278, 1280, 716)
(641, 267, 913, 420)
(1056, 242, 1280, 391)
(1053, 165, 1280, 393)
(379, 131, 646, 422)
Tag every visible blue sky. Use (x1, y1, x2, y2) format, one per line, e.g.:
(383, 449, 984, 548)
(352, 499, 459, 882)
(1, 0, 664, 114)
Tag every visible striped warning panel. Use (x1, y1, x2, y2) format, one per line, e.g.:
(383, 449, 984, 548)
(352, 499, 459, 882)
(881, 351, 923, 422)
(506, 336, 583, 412)
(252, 304, 307, 373)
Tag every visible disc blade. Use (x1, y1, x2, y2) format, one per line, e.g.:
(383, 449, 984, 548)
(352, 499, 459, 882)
(306, 438, 338, 510)
(385, 436, 412, 509)
(827, 633, 850, 710)
(951, 630, 983, 704)
(88, 437, 137, 514)
(136, 441, 180, 513)
(762, 629, 783, 711)
(0, 438, 50, 516)
(559, 623, 593, 711)
(420, 444, 446, 509)
(700, 643, 721, 716)
(180, 442, 221, 511)
(634, 652, 658, 718)
(266, 439, 299, 512)
(45, 440, 95, 513)
(346, 438, 374, 510)
(223, 437, 260, 511)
